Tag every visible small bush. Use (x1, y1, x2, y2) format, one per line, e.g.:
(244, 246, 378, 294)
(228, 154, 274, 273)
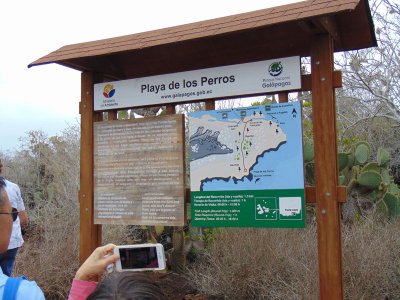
(188, 218, 400, 299)
(188, 225, 319, 299)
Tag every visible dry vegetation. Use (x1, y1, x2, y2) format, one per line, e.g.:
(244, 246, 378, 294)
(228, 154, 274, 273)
(188, 218, 400, 299)
(2, 125, 400, 299)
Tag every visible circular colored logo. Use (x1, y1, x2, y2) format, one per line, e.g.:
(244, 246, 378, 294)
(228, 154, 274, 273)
(268, 62, 283, 77)
(103, 84, 115, 98)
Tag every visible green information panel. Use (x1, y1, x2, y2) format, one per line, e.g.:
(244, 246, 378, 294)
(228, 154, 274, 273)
(189, 102, 305, 228)
(192, 190, 305, 228)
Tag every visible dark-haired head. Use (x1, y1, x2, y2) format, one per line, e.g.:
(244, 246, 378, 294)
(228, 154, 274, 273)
(87, 272, 167, 300)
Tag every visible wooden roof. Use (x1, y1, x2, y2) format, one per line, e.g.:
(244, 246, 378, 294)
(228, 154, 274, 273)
(29, 0, 376, 80)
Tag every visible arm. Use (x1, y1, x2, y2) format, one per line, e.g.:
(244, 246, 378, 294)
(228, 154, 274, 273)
(74, 244, 119, 282)
(68, 279, 98, 300)
(18, 210, 28, 226)
(68, 244, 119, 300)
(15, 184, 27, 226)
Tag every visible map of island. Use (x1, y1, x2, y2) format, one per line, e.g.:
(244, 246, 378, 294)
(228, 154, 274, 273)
(189, 102, 305, 228)
(189, 108, 287, 191)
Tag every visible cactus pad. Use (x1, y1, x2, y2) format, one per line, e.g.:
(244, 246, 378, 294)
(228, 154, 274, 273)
(383, 192, 400, 218)
(357, 171, 382, 188)
(381, 169, 390, 185)
(356, 141, 371, 155)
(303, 138, 314, 163)
(377, 148, 390, 167)
(361, 162, 380, 173)
(338, 153, 348, 171)
(355, 143, 369, 165)
(376, 199, 388, 216)
(389, 183, 400, 195)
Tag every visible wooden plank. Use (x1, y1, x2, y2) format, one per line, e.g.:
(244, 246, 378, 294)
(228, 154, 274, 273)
(311, 34, 343, 299)
(302, 71, 342, 91)
(94, 112, 103, 122)
(205, 100, 215, 110)
(79, 72, 103, 266)
(166, 104, 176, 115)
(316, 16, 342, 49)
(108, 110, 118, 120)
(278, 92, 289, 103)
(305, 186, 347, 203)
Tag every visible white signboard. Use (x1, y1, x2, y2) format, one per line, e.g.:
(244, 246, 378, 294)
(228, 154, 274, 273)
(94, 56, 301, 111)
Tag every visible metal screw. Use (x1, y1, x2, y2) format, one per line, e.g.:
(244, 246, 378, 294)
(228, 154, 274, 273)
(85, 208, 89, 212)
(83, 104, 87, 108)
(82, 194, 86, 198)
(322, 209, 326, 214)
(86, 91, 90, 95)
(326, 192, 331, 197)
(316, 61, 320, 65)
(321, 77, 326, 81)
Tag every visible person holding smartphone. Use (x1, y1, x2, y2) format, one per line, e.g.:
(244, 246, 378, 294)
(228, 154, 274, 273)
(69, 244, 167, 300)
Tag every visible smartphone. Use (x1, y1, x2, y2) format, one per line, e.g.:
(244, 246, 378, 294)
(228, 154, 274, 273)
(114, 243, 166, 272)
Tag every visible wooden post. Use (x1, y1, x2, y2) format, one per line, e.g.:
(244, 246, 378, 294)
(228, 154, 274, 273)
(108, 110, 118, 120)
(311, 34, 343, 299)
(166, 104, 176, 115)
(79, 71, 102, 265)
(205, 100, 215, 110)
(278, 92, 289, 103)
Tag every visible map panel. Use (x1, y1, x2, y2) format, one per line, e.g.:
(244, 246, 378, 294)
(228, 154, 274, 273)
(189, 102, 305, 228)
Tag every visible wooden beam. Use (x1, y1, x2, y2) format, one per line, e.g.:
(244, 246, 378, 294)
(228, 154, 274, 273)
(302, 71, 342, 91)
(94, 112, 103, 122)
(316, 16, 342, 49)
(107, 110, 118, 120)
(278, 92, 289, 103)
(305, 186, 347, 203)
(298, 17, 342, 49)
(79, 72, 103, 266)
(166, 104, 176, 115)
(205, 100, 215, 111)
(311, 34, 343, 299)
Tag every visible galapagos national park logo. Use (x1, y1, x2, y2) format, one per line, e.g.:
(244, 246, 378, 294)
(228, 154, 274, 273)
(268, 61, 283, 77)
(103, 84, 115, 98)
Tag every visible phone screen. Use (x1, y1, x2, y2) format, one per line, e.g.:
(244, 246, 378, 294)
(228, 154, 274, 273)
(119, 247, 159, 269)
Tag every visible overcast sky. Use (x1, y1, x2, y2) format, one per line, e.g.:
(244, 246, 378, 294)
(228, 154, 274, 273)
(0, 0, 301, 153)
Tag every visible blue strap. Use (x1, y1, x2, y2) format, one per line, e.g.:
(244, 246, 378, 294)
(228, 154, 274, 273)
(3, 276, 26, 300)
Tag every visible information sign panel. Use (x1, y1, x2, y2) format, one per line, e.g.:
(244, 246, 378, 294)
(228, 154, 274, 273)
(94, 56, 301, 110)
(189, 102, 305, 227)
(93, 115, 185, 226)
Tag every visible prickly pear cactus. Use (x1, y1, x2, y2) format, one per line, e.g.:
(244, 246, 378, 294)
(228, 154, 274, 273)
(304, 140, 400, 222)
(343, 144, 400, 220)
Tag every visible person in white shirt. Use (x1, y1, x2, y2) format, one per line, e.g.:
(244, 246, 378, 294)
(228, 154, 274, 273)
(0, 176, 44, 299)
(0, 158, 28, 276)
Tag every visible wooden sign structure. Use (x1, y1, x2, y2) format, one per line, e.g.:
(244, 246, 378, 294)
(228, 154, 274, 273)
(29, 1, 376, 299)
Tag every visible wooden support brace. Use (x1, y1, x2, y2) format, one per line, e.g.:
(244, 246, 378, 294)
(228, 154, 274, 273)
(278, 92, 289, 103)
(108, 110, 118, 120)
(205, 100, 215, 110)
(305, 186, 347, 203)
(166, 104, 176, 115)
(301, 71, 342, 91)
(316, 16, 342, 49)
